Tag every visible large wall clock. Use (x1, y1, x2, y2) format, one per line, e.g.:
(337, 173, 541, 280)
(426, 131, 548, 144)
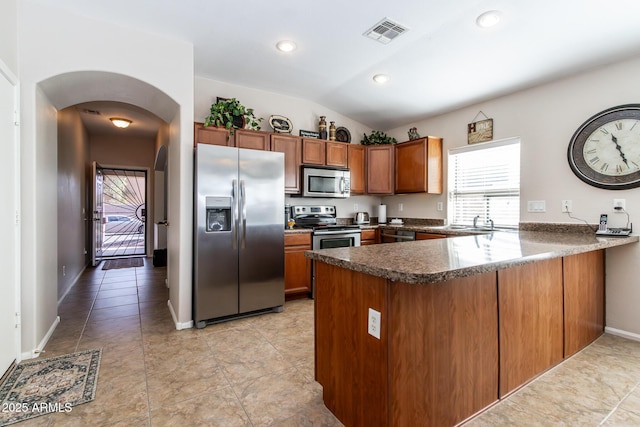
(568, 104, 640, 190)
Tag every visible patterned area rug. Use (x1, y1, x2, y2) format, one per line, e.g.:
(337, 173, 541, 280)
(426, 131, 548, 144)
(102, 258, 144, 270)
(0, 349, 101, 426)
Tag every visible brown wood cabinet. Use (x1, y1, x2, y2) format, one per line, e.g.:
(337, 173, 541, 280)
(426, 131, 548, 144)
(271, 134, 302, 194)
(360, 229, 377, 245)
(284, 233, 312, 299)
(302, 138, 326, 165)
(497, 258, 564, 397)
(326, 141, 349, 168)
(348, 145, 366, 195)
(395, 137, 443, 194)
(563, 250, 604, 357)
(367, 145, 394, 195)
(235, 129, 270, 150)
(194, 122, 232, 147)
(416, 232, 446, 240)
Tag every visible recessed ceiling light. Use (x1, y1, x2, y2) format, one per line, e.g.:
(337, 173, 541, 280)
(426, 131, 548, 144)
(276, 40, 297, 53)
(373, 74, 390, 84)
(476, 10, 501, 28)
(110, 118, 132, 129)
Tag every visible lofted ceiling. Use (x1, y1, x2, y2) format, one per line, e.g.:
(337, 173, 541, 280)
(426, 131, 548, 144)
(30, 0, 640, 135)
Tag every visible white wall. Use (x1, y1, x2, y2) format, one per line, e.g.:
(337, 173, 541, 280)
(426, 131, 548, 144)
(18, 0, 194, 353)
(57, 107, 89, 301)
(0, 0, 17, 73)
(384, 55, 640, 335)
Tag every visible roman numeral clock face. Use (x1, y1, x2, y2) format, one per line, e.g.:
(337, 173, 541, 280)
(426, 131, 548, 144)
(568, 104, 640, 189)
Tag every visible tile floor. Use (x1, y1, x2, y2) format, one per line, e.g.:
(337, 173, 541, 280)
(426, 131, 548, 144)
(14, 258, 640, 426)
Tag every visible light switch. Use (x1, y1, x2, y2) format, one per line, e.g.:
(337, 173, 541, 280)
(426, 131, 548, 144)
(527, 200, 546, 213)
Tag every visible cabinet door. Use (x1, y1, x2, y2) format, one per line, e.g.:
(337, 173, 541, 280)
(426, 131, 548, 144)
(361, 229, 377, 245)
(302, 138, 326, 165)
(498, 258, 563, 397)
(271, 134, 302, 194)
(367, 145, 394, 195)
(563, 250, 604, 357)
(395, 137, 443, 194)
(348, 145, 366, 195)
(194, 122, 232, 147)
(326, 142, 348, 168)
(284, 233, 312, 297)
(235, 129, 270, 150)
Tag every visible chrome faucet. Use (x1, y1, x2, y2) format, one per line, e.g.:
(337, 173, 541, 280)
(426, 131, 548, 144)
(488, 218, 494, 230)
(473, 215, 480, 228)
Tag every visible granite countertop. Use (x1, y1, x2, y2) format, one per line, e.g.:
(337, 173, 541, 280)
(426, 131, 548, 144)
(284, 228, 312, 234)
(305, 231, 638, 285)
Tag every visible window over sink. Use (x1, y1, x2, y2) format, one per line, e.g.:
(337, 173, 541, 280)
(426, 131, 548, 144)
(448, 138, 520, 228)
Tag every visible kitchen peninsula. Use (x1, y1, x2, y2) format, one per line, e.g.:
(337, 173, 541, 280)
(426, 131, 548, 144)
(306, 230, 638, 427)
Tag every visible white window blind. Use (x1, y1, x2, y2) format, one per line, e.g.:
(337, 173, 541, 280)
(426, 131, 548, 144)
(448, 138, 520, 228)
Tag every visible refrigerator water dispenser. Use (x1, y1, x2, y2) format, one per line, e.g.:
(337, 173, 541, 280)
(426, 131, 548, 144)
(205, 197, 231, 232)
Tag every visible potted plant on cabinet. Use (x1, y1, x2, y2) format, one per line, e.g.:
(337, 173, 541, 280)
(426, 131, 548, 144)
(361, 130, 397, 145)
(204, 98, 263, 134)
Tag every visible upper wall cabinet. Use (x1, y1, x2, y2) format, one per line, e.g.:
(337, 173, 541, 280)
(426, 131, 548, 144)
(194, 122, 232, 147)
(271, 134, 302, 194)
(302, 139, 349, 168)
(367, 145, 394, 195)
(395, 137, 443, 194)
(235, 129, 271, 150)
(348, 145, 366, 195)
(326, 142, 349, 168)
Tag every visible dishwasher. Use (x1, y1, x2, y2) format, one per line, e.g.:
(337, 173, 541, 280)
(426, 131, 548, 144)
(381, 229, 416, 243)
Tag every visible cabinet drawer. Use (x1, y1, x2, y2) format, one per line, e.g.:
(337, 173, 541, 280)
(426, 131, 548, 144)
(361, 229, 376, 241)
(285, 232, 312, 247)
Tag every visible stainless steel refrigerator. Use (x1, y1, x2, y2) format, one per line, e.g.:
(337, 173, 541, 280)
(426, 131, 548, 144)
(193, 144, 285, 328)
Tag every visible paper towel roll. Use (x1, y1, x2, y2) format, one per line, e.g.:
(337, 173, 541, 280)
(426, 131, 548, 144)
(378, 204, 387, 224)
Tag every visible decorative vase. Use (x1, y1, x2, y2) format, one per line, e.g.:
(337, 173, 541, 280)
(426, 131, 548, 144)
(319, 116, 327, 140)
(329, 121, 336, 141)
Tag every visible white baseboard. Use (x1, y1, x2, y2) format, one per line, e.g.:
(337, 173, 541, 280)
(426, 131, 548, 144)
(605, 327, 640, 342)
(21, 316, 60, 360)
(167, 300, 193, 330)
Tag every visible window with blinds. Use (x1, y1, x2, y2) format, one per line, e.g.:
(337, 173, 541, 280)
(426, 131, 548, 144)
(448, 138, 520, 228)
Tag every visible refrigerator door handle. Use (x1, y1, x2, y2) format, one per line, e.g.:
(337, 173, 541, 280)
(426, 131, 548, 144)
(240, 179, 247, 249)
(232, 179, 238, 250)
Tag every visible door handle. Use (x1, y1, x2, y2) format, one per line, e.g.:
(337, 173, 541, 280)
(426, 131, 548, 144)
(339, 177, 345, 193)
(232, 179, 238, 250)
(240, 180, 247, 249)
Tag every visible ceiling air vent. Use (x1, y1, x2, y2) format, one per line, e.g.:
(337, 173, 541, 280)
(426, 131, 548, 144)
(363, 18, 408, 44)
(82, 109, 101, 115)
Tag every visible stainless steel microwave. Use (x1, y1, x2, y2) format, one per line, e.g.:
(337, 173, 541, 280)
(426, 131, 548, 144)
(302, 166, 350, 198)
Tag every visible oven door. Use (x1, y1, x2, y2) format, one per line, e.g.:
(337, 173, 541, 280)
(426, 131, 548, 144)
(313, 230, 361, 250)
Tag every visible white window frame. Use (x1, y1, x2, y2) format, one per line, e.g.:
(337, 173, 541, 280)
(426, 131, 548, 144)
(447, 137, 521, 229)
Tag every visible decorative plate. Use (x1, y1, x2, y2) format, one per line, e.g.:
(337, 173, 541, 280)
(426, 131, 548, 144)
(269, 115, 293, 133)
(335, 126, 351, 143)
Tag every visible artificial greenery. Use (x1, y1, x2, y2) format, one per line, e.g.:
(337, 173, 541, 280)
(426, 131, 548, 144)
(361, 130, 397, 145)
(204, 98, 263, 134)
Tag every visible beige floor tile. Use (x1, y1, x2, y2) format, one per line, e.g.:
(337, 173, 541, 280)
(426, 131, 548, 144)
(214, 341, 294, 385)
(150, 388, 251, 426)
(235, 369, 324, 426)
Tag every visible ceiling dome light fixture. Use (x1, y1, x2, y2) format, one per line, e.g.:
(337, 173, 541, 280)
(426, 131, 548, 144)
(110, 118, 132, 129)
(373, 74, 390, 84)
(276, 40, 297, 53)
(476, 10, 501, 28)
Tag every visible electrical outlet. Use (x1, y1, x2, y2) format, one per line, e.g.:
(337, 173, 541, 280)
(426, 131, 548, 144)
(398, 203, 404, 212)
(561, 200, 572, 213)
(613, 199, 626, 211)
(368, 308, 381, 339)
(354, 203, 358, 211)
(437, 202, 443, 211)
